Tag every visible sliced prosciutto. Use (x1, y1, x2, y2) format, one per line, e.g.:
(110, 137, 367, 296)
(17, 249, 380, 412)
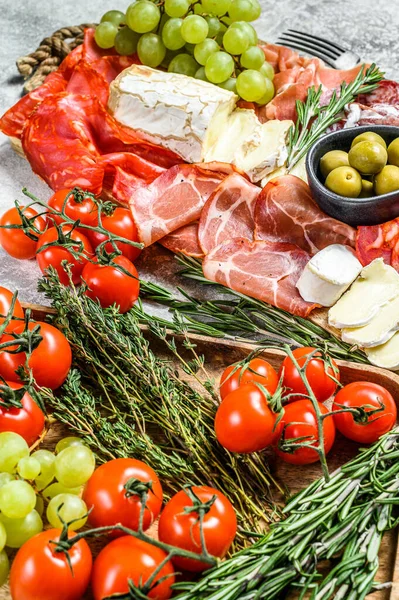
(160, 222, 204, 258)
(198, 173, 260, 255)
(254, 175, 356, 254)
(356, 218, 399, 270)
(202, 238, 317, 317)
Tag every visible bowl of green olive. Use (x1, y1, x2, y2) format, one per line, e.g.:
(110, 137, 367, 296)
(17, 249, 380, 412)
(306, 125, 399, 226)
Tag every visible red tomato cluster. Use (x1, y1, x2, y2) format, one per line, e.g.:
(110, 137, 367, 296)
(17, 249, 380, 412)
(0, 190, 141, 314)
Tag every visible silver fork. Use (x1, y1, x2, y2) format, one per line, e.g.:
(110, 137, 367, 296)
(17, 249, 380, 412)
(276, 29, 361, 70)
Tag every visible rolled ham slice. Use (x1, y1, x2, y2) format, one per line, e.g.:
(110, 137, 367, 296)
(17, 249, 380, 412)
(159, 222, 204, 258)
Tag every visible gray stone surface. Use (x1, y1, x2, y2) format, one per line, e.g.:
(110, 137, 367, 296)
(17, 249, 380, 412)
(0, 0, 399, 304)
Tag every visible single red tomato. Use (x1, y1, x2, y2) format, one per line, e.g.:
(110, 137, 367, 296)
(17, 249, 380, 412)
(0, 206, 47, 259)
(215, 384, 279, 453)
(279, 347, 340, 403)
(0, 381, 45, 445)
(275, 399, 335, 465)
(81, 256, 140, 313)
(0, 321, 72, 390)
(0, 286, 24, 320)
(83, 458, 163, 533)
(333, 382, 397, 443)
(10, 528, 92, 600)
(47, 188, 98, 228)
(86, 207, 142, 263)
(219, 357, 279, 400)
(36, 225, 93, 285)
(91, 536, 174, 600)
(158, 485, 237, 572)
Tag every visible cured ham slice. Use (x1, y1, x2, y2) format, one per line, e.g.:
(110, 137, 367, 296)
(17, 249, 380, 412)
(198, 173, 260, 254)
(357, 80, 399, 106)
(254, 175, 356, 254)
(356, 218, 399, 270)
(202, 237, 317, 317)
(159, 222, 204, 258)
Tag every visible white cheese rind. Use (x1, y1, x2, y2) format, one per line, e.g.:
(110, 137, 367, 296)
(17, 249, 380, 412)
(341, 294, 399, 348)
(365, 332, 399, 370)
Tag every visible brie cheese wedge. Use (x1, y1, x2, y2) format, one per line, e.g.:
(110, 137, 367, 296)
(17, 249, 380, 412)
(365, 332, 399, 370)
(341, 294, 399, 348)
(328, 259, 399, 328)
(296, 245, 362, 307)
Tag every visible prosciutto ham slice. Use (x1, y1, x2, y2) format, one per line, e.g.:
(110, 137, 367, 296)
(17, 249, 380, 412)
(356, 218, 399, 270)
(254, 175, 356, 254)
(160, 222, 204, 258)
(202, 238, 317, 317)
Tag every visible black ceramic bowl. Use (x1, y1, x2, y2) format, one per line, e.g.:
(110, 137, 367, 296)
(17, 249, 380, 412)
(306, 125, 399, 226)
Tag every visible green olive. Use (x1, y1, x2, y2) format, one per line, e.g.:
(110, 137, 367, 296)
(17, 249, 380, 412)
(374, 165, 399, 195)
(348, 141, 388, 175)
(351, 131, 387, 149)
(320, 150, 350, 179)
(387, 138, 399, 167)
(325, 166, 362, 198)
(359, 179, 374, 198)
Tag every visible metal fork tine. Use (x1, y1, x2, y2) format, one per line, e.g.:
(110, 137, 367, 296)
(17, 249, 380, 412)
(277, 36, 337, 64)
(287, 29, 346, 54)
(281, 32, 339, 58)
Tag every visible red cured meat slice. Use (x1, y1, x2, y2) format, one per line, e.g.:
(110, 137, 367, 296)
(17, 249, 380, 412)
(357, 80, 399, 106)
(356, 218, 399, 269)
(160, 222, 204, 258)
(99, 152, 166, 184)
(254, 175, 356, 254)
(202, 238, 317, 317)
(90, 55, 141, 85)
(107, 168, 146, 207)
(66, 61, 111, 106)
(198, 173, 260, 255)
(82, 28, 118, 61)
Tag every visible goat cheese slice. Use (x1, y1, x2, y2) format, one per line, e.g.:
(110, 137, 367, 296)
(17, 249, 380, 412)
(341, 295, 399, 348)
(296, 245, 362, 307)
(365, 332, 399, 370)
(328, 258, 399, 328)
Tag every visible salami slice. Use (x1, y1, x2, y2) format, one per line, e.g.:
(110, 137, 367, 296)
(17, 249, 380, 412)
(356, 218, 399, 269)
(160, 222, 204, 258)
(357, 80, 399, 106)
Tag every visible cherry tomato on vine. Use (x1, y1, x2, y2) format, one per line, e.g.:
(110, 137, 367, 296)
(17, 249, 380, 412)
(81, 255, 140, 313)
(275, 399, 335, 465)
(47, 188, 98, 228)
(91, 536, 174, 600)
(0, 321, 72, 390)
(83, 458, 163, 532)
(279, 347, 340, 403)
(0, 287, 24, 332)
(36, 225, 93, 285)
(158, 485, 237, 572)
(0, 206, 47, 259)
(10, 528, 92, 600)
(332, 382, 397, 443)
(0, 381, 45, 445)
(85, 207, 142, 263)
(215, 384, 279, 453)
(219, 358, 278, 400)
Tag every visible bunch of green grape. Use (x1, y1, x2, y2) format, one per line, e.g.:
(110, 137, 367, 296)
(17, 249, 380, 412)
(0, 432, 95, 586)
(95, 0, 275, 105)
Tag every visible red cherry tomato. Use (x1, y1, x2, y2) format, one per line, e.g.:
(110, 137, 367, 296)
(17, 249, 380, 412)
(220, 358, 279, 400)
(0, 321, 72, 390)
(279, 347, 340, 403)
(333, 382, 397, 444)
(91, 536, 174, 600)
(83, 458, 163, 532)
(215, 384, 279, 453)
(48, 188, 98, 228)
(81, 255, 140, 313)
(10, 528, 92, 600)
(0, 381, 45, 445)
(275, 399, 335, 465)
(85, 207, 141, 263)
(0, 286, 24, 320)
(158, 485, 237, 572)
(0, 206, 47, 259)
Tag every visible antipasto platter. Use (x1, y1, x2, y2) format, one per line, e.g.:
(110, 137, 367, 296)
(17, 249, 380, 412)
(2, 1, 399, 599)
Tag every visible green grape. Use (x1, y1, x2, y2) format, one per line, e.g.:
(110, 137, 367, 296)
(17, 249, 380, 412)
(185, 42, 196, 55)
(32, 449, 55, 489)
(193, 3, 204, 14)
(158, 12, 170, 35)
(236, 68, 267, 101)
(17, 456, 41, 480)
(54, 445, 95, 488)
(248, 0, 261, 19)
(230, 21, 257, 45)
(55, 437, 85, 454)
(195, 66, 208, 81)
(259, 60, 274, 80)
(161, 49, 179, 69)
(0, 432, 29, 474)
(229, 0, 258, 21)
(42, 482, 83, 499)
(181, 15, 209, 44)
(168, 53, 199, 76)
(223, 24, 250, 54)
(0, 522, 5, 552)
(47, 494, 88, 531)
(162, 18, 186, 50)
(35, 495, 44, 517)
(0, 480, 36, 519)
(114, 27, 140, 55)
(194, 38, 219, 65)
(126, 1, 161, 33)
(1, 510, 43, 549)
(0, 473, 13, 489)
(206, 16, 220, 37)
(101, 10, 126, 27)
(35, 472, 54, 491)
(164, 0, 190, 17)
(95, 22, 118, 49)
(219, 77, 238, 93)
(202, 0, 231, 15)
(137, 33, 167, 67)
(205, 51, 234, 83)
(0, 550, 9, 587)
(256, 78, 275, 105)
(241, 45, 265, 69)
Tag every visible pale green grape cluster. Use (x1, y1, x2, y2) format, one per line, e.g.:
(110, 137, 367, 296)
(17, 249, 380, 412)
(95, 0, 275, 105)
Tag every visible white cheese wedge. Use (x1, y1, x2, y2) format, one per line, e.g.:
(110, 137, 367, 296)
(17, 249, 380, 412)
(296, 245, 362, 307)
(328, 259, 399, 329)
(341, 294, 399, 348)
(261, 155, 308, 187)
(365, 332, 399, 370)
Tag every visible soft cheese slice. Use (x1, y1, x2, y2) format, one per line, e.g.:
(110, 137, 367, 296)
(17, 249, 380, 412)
(296, 245, 362, 307)
(365, 332, 399, 370)
(328, 258, 399, 328)
(109, 65, 237, 163)
(342, 294, 399, 347)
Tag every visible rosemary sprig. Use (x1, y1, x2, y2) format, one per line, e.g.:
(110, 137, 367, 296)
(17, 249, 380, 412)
(287, 63, 384, 170)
